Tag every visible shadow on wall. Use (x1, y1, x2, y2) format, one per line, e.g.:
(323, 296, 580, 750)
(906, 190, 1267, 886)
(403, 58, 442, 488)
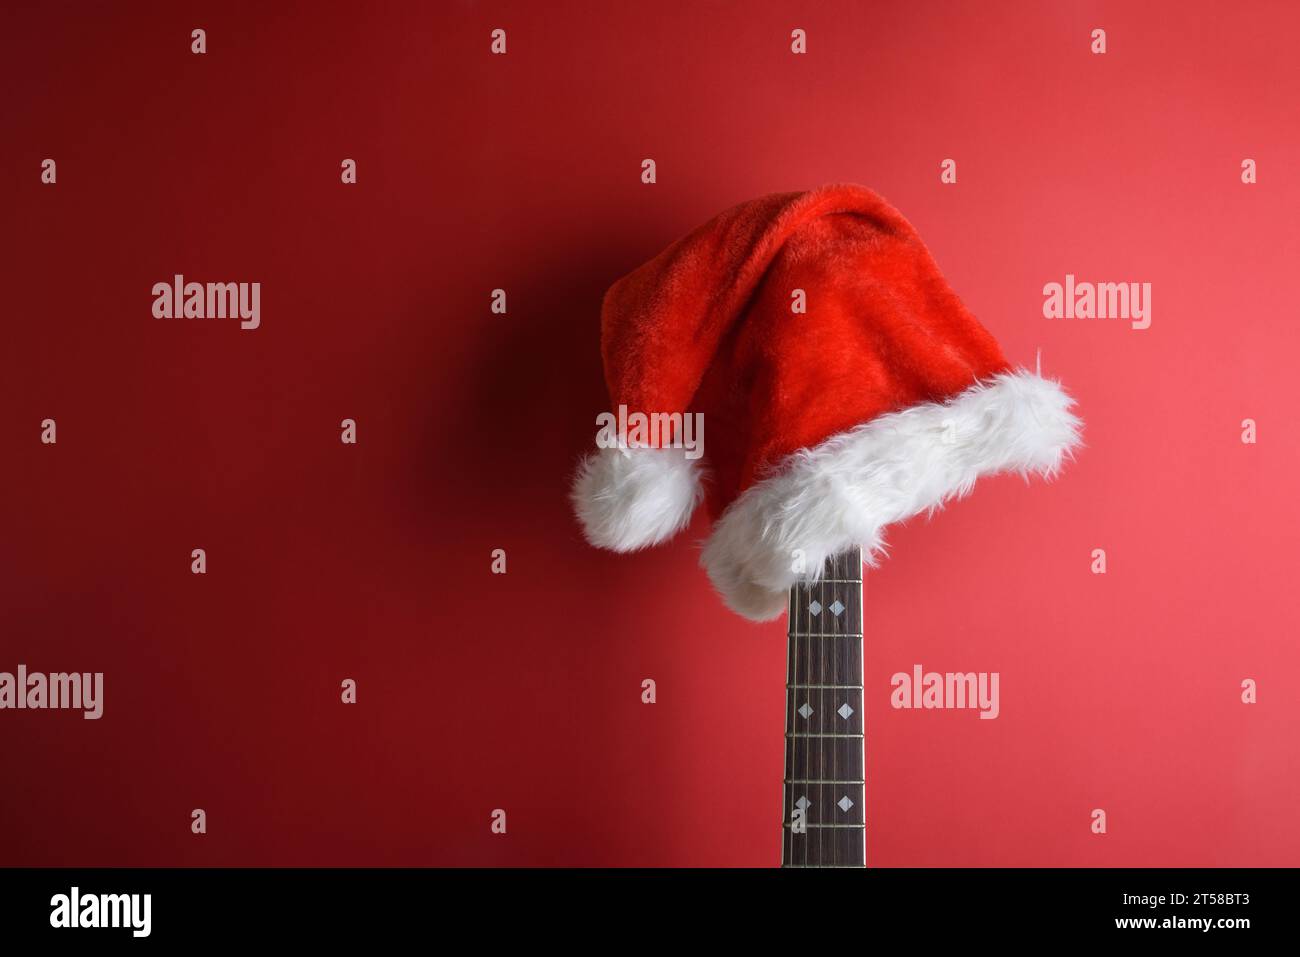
(404, 237, 654, 555)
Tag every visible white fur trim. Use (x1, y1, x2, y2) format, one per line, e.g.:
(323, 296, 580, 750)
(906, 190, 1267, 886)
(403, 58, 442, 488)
(571, 446, 705, 552)
(701, 369, 1083, 621)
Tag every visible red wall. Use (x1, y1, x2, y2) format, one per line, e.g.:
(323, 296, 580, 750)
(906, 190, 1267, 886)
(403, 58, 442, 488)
(2, 0, 1297, 866)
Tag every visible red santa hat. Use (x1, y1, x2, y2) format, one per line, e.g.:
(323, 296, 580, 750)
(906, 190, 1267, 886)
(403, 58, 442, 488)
(572, 184, 1082, 620)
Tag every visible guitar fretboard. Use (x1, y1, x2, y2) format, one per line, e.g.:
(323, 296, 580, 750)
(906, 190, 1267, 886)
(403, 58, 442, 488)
(782, 548, 865, 868)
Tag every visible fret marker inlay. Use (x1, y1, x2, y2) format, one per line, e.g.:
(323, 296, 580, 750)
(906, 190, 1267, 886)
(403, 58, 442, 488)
(808, 600, 822, 616)
(830, 599, 845, 617)
(798, 703, 813, 719)
(838, 796, 854, 812)
(838, 703, 854, 719)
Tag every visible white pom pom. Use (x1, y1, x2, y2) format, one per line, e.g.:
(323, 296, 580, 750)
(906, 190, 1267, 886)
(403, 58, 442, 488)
(571, 446, 704, 552)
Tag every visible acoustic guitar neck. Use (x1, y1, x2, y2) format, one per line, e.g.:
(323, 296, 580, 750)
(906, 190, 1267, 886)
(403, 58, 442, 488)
(782, 547, 865, 867)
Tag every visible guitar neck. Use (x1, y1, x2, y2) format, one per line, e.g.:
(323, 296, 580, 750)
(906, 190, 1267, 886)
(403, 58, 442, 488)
(782, 548, 865, 868)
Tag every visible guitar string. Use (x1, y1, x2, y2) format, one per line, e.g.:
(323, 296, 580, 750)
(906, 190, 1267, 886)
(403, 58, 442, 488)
(843, 552, 850, 864)
(819, 564, 828, 866)
(800, 566, 811, 868)
(786, 583, 794, 867)
(846, 550, 857, 865)
(795, 561, 806, 868)
(834, 551, 842, 866)
(845, 549, 853, 866)
(835, 550, 846, 866)
(860, 551, 867, 868)
(786, 562, 793, 865)
(794, 566, 801, 867)
(826, 553, 837, 868)
(852, 548, 862, 865)
(839, 551, 848, 865)
(835, 551, 842, 865)
(788, 550, 800, 866)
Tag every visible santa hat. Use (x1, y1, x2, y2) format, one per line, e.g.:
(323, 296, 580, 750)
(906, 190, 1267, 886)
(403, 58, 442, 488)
(571, 184, 1082, 621)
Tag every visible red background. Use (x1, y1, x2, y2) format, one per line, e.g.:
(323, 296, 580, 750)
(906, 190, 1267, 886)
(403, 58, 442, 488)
(2, 0, 1297, 866)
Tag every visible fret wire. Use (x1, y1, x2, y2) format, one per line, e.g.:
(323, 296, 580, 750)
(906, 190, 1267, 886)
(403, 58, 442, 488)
(784, 779, 866, 784)
(786, 633, 863, 638)
(786, 684, 862, 689)
(785, 732, 863, 738)
(782, 823, 867, 829)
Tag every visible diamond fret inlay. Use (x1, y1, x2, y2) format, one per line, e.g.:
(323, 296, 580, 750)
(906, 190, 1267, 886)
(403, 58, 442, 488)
(838, 703, 854, 719)
(808, 600, 822, 616)
(798, 703, 813, 719)
(796, 796, 811, 810)
(838, 796, 854, 812)
(830, 599, 845, 617)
